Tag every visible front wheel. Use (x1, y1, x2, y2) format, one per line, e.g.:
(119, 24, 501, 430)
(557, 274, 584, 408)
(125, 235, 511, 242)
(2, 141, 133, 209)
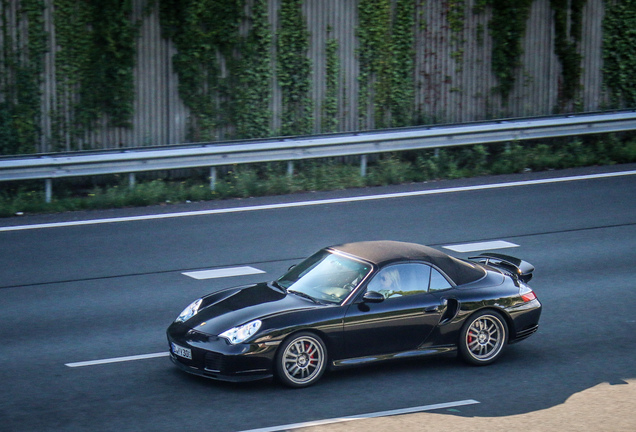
(275, 332, 327, 388)
(459, 310, 508, 365)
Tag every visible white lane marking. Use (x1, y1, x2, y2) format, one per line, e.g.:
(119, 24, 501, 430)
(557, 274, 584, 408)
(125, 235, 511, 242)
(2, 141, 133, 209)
(183, 266, 265, 280)
(237, 399, 481, 432)
(443, 240, 520, 253)
(65, 352, 168, 368)
(2, 170, 634, 232)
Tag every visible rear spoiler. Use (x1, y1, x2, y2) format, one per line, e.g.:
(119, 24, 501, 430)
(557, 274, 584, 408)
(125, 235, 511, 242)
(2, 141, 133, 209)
(469, 253, 534, 283)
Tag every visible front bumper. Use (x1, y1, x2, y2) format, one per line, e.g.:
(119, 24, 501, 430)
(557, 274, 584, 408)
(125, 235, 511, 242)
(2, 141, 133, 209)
(167, 325, 279, 383)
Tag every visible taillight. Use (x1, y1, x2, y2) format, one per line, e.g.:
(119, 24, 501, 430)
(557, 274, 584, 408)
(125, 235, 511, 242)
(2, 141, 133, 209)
(521, 291, 537, 302)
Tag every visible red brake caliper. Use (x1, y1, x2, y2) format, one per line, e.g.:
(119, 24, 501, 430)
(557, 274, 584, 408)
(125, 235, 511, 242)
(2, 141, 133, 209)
(307, 342, 314, 359)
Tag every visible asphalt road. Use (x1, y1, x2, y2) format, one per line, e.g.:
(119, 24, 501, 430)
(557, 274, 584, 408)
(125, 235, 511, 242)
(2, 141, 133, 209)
(1, 164, 635, 432)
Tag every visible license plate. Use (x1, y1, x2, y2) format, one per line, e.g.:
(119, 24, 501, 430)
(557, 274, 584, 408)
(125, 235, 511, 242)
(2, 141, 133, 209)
(171, 342, 192, 360)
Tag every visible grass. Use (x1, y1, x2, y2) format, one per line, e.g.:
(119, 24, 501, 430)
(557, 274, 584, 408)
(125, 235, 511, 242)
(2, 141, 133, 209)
(1, 133, 635, 218)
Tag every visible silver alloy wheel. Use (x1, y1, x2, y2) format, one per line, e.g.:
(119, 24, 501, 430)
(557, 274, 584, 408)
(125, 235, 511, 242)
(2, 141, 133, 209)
(465, 314, 506, 361)
(280, 335, 326, 386)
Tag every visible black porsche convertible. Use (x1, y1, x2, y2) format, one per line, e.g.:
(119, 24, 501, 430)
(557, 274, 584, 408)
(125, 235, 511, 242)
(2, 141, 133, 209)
(167, 241, 542, 387)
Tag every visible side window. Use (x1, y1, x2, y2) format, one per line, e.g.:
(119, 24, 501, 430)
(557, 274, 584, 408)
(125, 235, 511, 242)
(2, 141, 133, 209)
(429, 268, 452, 291)
(367, 264, 431, 299)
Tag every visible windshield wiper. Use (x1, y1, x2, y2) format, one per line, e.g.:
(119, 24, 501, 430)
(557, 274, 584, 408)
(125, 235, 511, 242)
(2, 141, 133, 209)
(271, 280, 286, 292)
(287, 289, 320, 304)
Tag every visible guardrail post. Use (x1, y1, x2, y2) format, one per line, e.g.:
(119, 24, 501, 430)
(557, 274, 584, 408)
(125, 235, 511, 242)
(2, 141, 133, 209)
(45, 179, 52, 203)
(210, 167, 217, 191)
(128, 173, 136, 189)
(360, 155, 367, 177)
(287, 161, 294, 177)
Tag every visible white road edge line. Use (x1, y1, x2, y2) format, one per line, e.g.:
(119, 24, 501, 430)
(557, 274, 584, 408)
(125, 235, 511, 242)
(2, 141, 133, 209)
(443, 240, 520, 253)
(237, 399, 481, 432)
(2, 170, 634, 232)
(183, 266, 265, 280)
(65, 352, 169, 368)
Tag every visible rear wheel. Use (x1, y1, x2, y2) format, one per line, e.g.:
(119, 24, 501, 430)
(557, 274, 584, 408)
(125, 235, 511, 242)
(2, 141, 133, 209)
(275, 332, 327, 388)
(459, 310, 508, 365)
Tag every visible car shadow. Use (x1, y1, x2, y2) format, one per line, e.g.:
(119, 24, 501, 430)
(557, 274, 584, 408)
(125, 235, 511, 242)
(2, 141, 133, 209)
(166, 341, 635, 420)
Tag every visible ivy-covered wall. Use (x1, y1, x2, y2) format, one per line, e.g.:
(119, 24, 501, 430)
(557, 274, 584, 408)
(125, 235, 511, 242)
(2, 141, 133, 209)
(0, 0, 46, 155)
(603, 0, 636, 108)
(357, 0, 415, 129)
(52, 0, 138, 151)
(0, 0, 633, 155)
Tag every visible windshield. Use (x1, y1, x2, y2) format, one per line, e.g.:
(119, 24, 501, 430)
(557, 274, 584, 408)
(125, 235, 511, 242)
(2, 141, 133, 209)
(277, 250, 372, 304)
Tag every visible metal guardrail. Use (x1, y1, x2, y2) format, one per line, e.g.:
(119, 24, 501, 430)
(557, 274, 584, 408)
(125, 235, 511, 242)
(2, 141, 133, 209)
(2, 110, 636, 202)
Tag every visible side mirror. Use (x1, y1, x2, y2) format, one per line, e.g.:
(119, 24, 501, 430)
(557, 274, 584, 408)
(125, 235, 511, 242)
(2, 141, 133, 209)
(362, 290, 384, 303)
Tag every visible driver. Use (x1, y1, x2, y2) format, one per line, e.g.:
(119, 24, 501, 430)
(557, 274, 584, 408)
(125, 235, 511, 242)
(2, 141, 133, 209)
(376, 268, 401, 299)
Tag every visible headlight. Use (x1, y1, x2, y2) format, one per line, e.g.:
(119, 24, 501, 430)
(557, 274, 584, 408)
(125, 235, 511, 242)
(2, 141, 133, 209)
(175, 298, 203, 323)
(219, 320, 262, 344)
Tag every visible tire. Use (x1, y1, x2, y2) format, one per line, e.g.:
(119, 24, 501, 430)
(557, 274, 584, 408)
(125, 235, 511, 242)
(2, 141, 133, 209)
(275, 332, 327, 388)
(459, 310, 508, 365)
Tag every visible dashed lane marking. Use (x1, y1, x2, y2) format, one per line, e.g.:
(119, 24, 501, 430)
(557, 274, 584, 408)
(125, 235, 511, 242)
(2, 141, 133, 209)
(65, 352, 168, 368)
(182, 266, 265, 280)
(237, 399, 481, 432)
(442, 240, 520, 253)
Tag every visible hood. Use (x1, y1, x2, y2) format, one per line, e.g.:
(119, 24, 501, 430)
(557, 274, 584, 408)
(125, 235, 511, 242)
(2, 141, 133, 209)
(186, 282, 319, 335)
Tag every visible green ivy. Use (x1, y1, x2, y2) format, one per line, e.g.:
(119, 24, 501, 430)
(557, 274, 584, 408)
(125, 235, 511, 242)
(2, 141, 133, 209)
(447, 0, 465, 71)
(488, 0, 534, 102)
(51, 0, 138, 150)
(277, 0, 313, 136)
(473, 0, 489, 14)
(357, 0, 390, 128)
(52, 0, 90, 150)
(551, 0, 586, 110)
(232, 0, 272, 139)
(370, 0, 393, 128)
(82, 0, 138, 128)
(602, 0, 636, 108)
(0, 0, 47, 155)
(357, 0, 415, 129)
(159, 0, 242, 141)
(159, 0, 274, 141)
(322, 27, 340, 133)
(391, 0, 415, 127)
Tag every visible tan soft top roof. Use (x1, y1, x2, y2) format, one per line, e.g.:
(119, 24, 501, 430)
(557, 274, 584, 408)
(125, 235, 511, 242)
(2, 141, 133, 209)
(330, 240, 485, 286)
